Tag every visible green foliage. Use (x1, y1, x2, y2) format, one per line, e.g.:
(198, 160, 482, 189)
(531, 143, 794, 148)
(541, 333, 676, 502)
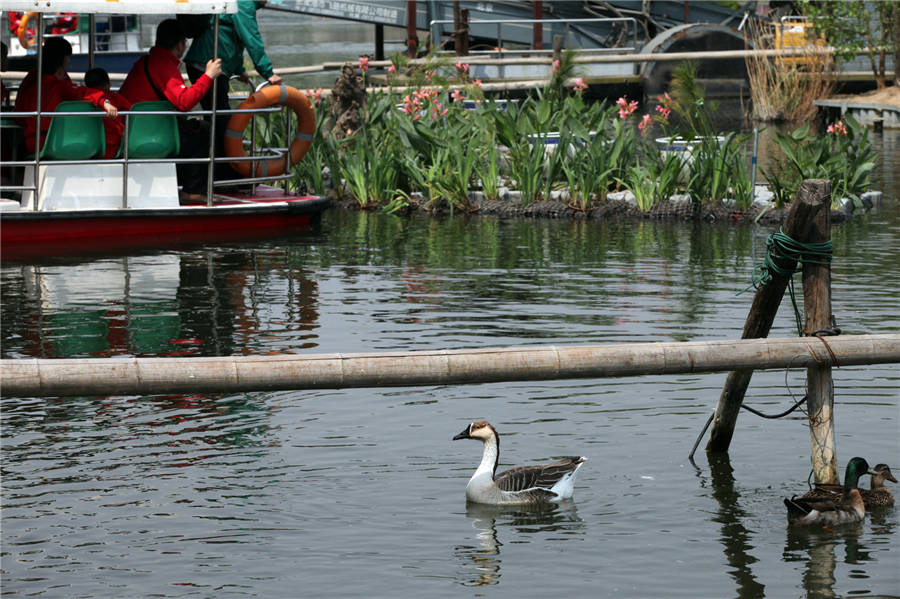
(761, 115, 877, 208)
(651, 150, 685, 206)
(800, 0, 898, 87)
(686, 132, 751, 206)
(616, 164, 659, 211)
(667, 62, 715, 137)
(250, 65, 874, 218)
(507, 134, 547, 206)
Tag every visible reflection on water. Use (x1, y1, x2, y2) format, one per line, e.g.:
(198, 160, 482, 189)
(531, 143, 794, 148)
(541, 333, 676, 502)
(781, 497, 897, 599)
(1, 250, 320, 359)
(785, 527, 861, 599)
(706, 453, 767, 599)
(456, 502, 584, 587)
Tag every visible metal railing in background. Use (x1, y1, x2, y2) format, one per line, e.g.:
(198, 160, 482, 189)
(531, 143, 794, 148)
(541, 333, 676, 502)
(428, 17, 639, 55)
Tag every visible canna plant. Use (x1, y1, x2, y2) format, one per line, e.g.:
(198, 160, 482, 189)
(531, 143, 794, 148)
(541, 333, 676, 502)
(431, 134, 480, 212)
(278, 51, 876, 218)
(686, 132, 750, 205)
(762, 115, 876, 208)
(616, 164, 659, 212)
(475, 130, 502, 202)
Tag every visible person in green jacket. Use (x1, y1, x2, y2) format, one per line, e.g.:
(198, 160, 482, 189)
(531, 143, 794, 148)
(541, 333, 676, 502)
(184, 0, 282, 179)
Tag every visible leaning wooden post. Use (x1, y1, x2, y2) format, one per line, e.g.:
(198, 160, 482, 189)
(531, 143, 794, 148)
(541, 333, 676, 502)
(802, 182, 838, 484)
(706, 180, 831, 452)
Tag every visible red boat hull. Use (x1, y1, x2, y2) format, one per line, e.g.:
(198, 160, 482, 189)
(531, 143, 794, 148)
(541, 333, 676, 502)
(1, 193, 329, 260)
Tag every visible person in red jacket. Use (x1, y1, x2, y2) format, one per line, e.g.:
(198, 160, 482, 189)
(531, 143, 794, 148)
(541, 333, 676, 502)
(14, 37, 117, 155)
(119, 19, 222, 192)
(84, 68, 132, 159)
(119, 19, 221, 111)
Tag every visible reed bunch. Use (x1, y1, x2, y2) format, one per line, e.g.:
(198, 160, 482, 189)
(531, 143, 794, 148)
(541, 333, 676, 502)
(744, 19, 837, 122)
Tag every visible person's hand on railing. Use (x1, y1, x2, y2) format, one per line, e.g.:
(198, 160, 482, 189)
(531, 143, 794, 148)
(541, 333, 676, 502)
(102, 100, 117, 119)
(267, 74, 282, 86)
(205, 58, 223, 80)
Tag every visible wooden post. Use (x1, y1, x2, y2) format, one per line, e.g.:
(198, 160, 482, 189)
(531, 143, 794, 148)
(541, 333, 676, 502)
(803, 182, 838, 484)
(706, 179, 831, 452)
(407, 0, 418, 58)
(533, 0, 544, 50)
(375, 24, 385, 61)
(460, 8, 469, 56)
(453, 1, 461, 55)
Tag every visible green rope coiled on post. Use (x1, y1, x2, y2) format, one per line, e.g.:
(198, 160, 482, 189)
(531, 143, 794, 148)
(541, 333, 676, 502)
(743, 228, 833, 335)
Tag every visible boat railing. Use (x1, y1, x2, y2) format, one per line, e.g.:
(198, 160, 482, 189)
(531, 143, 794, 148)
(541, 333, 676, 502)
(0, 104, 296, 208)
(427, 17, 640, 55)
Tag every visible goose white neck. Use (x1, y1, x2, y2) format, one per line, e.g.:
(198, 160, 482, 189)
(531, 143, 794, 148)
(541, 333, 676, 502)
(476, 433, 500, 479)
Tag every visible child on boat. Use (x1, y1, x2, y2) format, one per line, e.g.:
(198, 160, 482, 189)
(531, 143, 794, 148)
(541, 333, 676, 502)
(84, 68, 132, 159)
(13, 37, 118, 155)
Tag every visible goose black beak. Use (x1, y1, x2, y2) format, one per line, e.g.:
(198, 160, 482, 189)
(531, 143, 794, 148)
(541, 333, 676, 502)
(452, 426, 470, 440)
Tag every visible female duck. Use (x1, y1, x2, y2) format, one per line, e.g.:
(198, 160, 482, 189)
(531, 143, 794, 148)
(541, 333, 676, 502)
(803, 463, 897, 508)
(785, 457, 878, 527)
(453, 420, 586, 506)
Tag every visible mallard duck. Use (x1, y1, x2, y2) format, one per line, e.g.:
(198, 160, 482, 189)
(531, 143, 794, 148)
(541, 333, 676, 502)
(803, 463, 897, 508)
(784, 457, 878, 527)
(453, 420, 586, 506)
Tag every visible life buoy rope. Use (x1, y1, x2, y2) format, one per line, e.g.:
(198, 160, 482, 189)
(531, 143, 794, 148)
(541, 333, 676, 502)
(223, 85, 315, 178)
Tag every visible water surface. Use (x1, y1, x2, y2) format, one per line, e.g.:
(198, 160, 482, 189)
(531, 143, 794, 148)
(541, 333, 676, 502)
(2, 23, 899, 596)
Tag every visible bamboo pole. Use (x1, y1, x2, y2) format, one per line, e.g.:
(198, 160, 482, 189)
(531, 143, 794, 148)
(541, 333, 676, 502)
(1, 334, 898, 398)
(802, 185, 838, 484)
(0, 46, 881, 84)
(706, 180, 829, 452)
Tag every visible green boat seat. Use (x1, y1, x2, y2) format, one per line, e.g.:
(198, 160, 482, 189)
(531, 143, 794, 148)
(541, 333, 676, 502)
(123, 101, 180, 159)
(38, 100, 106, 160)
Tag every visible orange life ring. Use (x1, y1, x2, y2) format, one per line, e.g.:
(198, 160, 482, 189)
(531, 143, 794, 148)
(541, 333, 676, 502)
(17, 12, 37, 48)
(224, 85, 315, 178)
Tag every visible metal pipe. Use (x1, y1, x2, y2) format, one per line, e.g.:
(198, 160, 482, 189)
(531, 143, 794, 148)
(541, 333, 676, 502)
(206, 13, 220, 207)
(750, 127, 758, 202)
(2, 334, 898, 398)
(88, 14, 96, 70)
(282, 100, 291, 193)
(122, 112, 129, 208)
(32, 14, 43, 211)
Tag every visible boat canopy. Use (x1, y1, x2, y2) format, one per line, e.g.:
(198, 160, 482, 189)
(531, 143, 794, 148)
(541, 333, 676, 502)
(3, 0, 237, 15)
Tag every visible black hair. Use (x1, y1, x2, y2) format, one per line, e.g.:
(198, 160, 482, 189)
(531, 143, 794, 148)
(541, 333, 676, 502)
(155, 19, 186, 50)
(84, 67, 110, 89)
(41, 37, 73, 75)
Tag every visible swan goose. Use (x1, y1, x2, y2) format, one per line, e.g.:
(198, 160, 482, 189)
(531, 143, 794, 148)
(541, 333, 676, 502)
(453, 420, 586, 505)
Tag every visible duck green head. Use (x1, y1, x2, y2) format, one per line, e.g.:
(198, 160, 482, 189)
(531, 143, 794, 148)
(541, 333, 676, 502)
(843, 457, 879, 490)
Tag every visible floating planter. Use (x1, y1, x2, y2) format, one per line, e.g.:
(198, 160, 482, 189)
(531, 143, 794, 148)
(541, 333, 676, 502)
(525, 131, 602, 156)
(655, 135, 726, 175)
(654, 135, 726, 153)
(462, 99, 518, 111)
